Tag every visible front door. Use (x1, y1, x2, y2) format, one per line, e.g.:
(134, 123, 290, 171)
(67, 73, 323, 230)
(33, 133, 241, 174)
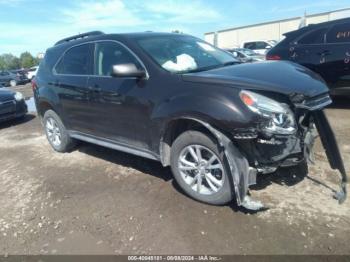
(87, 41, 152, 150)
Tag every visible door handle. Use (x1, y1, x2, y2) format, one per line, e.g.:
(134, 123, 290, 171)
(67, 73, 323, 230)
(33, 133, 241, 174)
(318, 50, 332, 56)
(88, 84, 101, 92)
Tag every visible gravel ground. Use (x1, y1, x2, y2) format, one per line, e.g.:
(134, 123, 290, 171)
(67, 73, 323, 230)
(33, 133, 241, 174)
(0, 84, 349, 255)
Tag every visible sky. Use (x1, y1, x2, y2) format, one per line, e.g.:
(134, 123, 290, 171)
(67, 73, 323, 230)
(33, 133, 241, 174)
(0, 0, 349, 56)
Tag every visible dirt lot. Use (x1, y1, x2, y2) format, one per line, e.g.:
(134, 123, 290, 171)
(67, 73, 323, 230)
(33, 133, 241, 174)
(0, 84, 350, 255)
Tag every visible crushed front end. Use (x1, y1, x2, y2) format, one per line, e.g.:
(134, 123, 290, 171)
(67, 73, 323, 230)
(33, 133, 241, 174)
(231, 91, 347, 210)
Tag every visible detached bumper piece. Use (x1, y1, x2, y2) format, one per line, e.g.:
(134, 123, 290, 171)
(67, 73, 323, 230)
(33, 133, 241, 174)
(313, 110, 347, 204)
(194, 119, 264, 211)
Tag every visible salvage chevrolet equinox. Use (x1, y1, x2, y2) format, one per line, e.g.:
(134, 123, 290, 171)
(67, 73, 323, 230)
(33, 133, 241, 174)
(34, 31, 347, 210)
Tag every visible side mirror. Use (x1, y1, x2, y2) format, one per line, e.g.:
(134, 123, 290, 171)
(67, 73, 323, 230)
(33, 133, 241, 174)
(111, 63, 146, 78)
(265, 45, 272, 49)
(232, 51, 238, 57)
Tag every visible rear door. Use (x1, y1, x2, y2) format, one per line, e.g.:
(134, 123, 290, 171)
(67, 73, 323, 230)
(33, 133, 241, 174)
(53, 43, 95, 133)
(323, 22, 350, 94)
(289, 27, 329, 78)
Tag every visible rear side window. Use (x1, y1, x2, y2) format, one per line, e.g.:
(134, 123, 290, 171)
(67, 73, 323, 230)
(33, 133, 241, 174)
(55, 44, 93, 75)
(326, 22, 350, 43)
(298, 27, 328, 45)
(94, 41, 141, 76)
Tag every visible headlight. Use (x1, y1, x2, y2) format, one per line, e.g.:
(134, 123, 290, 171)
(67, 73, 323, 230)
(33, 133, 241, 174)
(239, 90, 296, 135)
(14, 92, 24, 101)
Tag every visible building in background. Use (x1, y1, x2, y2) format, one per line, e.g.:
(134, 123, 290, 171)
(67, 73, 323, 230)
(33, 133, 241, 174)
(204, 8, 350, 49)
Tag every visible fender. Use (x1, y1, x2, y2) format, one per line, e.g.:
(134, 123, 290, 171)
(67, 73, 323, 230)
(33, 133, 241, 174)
(152, 93, 259, 136)
(35, 86, 70, 128)
(160, 115, 264, 210)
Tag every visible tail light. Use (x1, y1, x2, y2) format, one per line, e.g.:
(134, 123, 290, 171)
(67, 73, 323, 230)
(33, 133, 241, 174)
(266, 55, 281, 60)
(31, 78, 37, 92)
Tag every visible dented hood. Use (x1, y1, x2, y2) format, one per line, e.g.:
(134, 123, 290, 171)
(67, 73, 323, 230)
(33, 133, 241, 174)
(182, 61, 329, 98)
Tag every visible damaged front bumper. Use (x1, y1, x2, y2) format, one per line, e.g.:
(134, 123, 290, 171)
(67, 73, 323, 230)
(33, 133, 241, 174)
(203, 93, 347, 211)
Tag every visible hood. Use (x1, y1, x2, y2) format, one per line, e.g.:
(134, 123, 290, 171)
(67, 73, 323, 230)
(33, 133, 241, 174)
(182, 61, 329, 98)
(0, 88, 15, 102)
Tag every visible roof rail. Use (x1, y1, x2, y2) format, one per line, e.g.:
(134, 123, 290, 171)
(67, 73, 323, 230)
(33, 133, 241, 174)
(54, 31, 104, 46)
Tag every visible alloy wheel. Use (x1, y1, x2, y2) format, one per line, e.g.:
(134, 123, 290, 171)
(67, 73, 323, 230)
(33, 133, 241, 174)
(178, 145, 225, 195)
(46, 117, 61, 147)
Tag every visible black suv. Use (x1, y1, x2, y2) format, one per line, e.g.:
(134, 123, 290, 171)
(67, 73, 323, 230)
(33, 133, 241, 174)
(267, 18, 350, 96)
(34, 31, 347, 210)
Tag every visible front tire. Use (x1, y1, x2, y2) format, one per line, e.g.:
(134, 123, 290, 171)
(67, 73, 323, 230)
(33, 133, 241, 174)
(170, 131, 233, 205)
(43, 110, 76, 152)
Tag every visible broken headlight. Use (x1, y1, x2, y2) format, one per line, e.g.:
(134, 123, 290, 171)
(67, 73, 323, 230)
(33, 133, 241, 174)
(240, 90, 296, 135)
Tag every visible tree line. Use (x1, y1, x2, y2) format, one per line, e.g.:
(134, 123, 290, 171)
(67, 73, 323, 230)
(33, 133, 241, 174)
(0, 52, 40, 71)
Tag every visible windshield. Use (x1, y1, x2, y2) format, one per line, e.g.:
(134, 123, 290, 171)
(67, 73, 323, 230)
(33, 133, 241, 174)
(137, 35, 238, 73)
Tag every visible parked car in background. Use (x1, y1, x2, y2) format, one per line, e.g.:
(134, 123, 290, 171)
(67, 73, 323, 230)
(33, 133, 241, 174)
(226, 48, 265, 63)
(0, 71, 21, 87)
(10, 69, 29, 84)
(0, 88, 27, 122)
(241, 40, 277, 54)
(266, 17, 350, 96)
(27, 66, 39, 80)
(34, 31, 347, 210)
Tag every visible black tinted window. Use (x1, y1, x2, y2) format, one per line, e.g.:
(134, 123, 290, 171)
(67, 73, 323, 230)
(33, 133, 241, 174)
(298, 28, 328, 44)
(55, 44, 92, 75)
(244, 41, 267, 50)
(255, 41, 268, 49)
(326, 22, 350, 43)
(244, 42, 256, 49)
(94, 41, 141, 76)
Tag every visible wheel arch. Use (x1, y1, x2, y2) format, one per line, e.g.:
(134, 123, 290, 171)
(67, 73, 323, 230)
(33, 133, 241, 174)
(159, 117, 230, 167)
(159, 116, 259, 209)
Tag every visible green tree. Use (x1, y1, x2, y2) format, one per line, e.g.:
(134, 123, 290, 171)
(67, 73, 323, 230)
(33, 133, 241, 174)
(0, 53, 20, 70)
(0, 56, 6, 70)
(19, 51, 37, 68)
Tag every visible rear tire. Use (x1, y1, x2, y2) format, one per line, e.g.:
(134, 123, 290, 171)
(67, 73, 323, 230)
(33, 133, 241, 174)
(170, 130, 233, 205)
(43, 110, 76, 152)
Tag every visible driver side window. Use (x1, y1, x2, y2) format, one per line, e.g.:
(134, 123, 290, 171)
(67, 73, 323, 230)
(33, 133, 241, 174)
(94, 41, 141, 76)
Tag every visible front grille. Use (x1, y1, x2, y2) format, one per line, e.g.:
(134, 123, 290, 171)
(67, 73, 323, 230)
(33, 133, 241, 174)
(294, 93, 332, 111)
